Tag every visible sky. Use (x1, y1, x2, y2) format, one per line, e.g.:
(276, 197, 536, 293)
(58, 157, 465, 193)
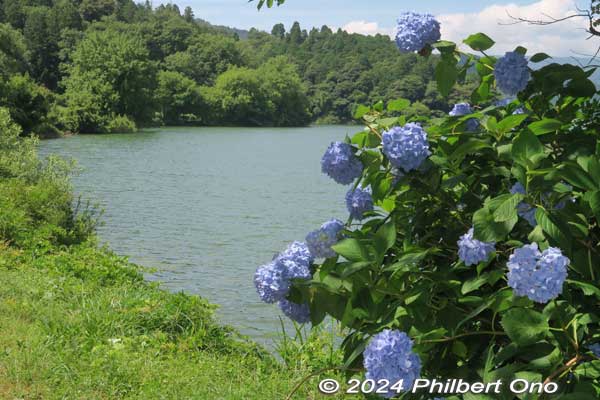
(167, 0, 599, 56)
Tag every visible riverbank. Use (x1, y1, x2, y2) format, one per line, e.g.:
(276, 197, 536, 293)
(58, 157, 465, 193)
(0, 243, 338, 399)
(0, 110, 341, 398)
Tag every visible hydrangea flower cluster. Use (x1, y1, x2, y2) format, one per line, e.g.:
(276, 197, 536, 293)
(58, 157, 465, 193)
(278, 299, 311, 324)
(254, 261, 289, 303)
(346, 187, 374, 220)
(589, 343, 600, 358)
(382, 123, 431, 172)
(449, 103, 479, 131)
(457, 228, 495, 266)
(321, 142, 363, 185)
(254, 241, 313, 304)
(507, 243, 570, 303)
(363, 330, 421, 397)
(394, 12, 441, 53)
(510, 182, 537, 227)
(306, 219, 345, 259)
(494, 51, 531, 95)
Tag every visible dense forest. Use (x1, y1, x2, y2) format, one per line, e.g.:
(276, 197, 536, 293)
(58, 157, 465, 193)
(0, 0, 476, 134)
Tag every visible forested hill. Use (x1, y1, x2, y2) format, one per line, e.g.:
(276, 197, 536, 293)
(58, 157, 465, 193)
(0, 0, 474, 135)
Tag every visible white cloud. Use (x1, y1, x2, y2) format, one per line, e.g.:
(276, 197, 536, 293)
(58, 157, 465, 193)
(342, 20, 393, 36)
(438, 0, 597, 56)
(341, 0, 598, 57)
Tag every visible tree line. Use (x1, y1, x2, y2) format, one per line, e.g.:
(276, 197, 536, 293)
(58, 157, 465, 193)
(0, 0, 474, 134)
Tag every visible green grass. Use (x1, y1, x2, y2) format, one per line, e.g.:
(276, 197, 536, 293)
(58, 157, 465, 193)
(0, 243, 343, 399)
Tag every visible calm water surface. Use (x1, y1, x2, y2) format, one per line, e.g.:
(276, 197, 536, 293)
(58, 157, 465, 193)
(40, 126, 356, 344)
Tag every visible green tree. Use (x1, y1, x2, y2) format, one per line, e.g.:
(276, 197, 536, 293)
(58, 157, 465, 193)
(79, 0, 116, 22)
(0, 74, 57, 136)
(271, 23, 285, 39)
(257, 56, 311, 126)
(3, 0, 26, 29)
(61, 27, 156, 132)
(165, 33, 243, 85)
(0, 23, 28, 78)
(183, 6, 194, 23)
(155, 70, 206, 125)
(24, 7, 61, 89)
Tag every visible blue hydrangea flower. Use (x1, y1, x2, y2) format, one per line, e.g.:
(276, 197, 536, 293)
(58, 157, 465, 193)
(494, 52, 531, 95)
(395, 12, 441, 53)
(589, 343, 600, 358)
(507, 243, 570, 303)
(306, 219, 345, 259)
(457, 228, 495, 266)
(279, 299, 311, 324)
(513, 107, 526, 115)
(254, 261, 290, 303)
(346, 187, 374, 220)
(280, 241, 313, 269)
(449, 103, 479, 131)
(321, 142, 363, 185)
(510, 182, 537, 227)
(254, 241, 313, 303)
(363, 330, 421, 398)
(495, 98, 513, 107)
(382, 123, 431, 172)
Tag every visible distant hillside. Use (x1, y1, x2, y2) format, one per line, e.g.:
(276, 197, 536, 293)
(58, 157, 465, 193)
(195, 18, 250, 39)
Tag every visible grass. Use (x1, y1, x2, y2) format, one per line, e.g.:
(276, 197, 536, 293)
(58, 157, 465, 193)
(0, 243, 344, 399)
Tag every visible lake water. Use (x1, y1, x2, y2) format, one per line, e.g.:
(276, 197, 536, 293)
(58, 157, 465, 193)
(39, 126, 357, 345)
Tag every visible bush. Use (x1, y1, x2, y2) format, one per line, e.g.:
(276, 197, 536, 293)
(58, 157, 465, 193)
(107, 114, 137, 133)
(0, 108, 97, 248)
(254, 18, 600, 399)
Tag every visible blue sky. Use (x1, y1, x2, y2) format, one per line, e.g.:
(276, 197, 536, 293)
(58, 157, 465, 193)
(161, 0, 597, 56)
(172, 0, 538, 31)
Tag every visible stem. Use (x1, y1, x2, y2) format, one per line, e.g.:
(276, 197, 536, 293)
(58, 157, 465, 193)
(419, 331, 507, 344)
(367, 123, 382, 139)
(543, 355, 583, 385)
(285, 366, 361, 400)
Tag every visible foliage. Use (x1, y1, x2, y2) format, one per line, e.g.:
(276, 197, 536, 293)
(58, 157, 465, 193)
(205, 57, 311, 126)
(155, 70, 206, 125)
(0, 0, 477, 132)
(0, 74, 58, 136)
(164, 33, 243, 85)
(255, 18, 600, 400)
(61, 26, 156, 133)
(0, 108, 95, 248)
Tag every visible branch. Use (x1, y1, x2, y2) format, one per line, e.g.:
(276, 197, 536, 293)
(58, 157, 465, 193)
(501, 10, 590, 26)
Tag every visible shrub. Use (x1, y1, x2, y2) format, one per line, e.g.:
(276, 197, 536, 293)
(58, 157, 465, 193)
(254, 16, 600, 399)
(0, 108, 97, 248)
(107, 114, 137, 133)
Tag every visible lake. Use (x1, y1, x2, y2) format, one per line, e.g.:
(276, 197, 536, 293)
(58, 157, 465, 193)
(39, 126, 357, 345)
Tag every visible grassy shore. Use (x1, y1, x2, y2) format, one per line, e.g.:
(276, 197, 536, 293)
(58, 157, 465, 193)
(0, 243, 338, 399)
(0, 108, 342, 399)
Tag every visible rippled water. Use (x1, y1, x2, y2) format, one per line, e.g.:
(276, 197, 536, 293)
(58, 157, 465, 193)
(40, 126, 357, 344)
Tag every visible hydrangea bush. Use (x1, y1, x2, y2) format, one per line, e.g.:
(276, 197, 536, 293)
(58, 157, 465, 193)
(255, 14, 600, 399)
